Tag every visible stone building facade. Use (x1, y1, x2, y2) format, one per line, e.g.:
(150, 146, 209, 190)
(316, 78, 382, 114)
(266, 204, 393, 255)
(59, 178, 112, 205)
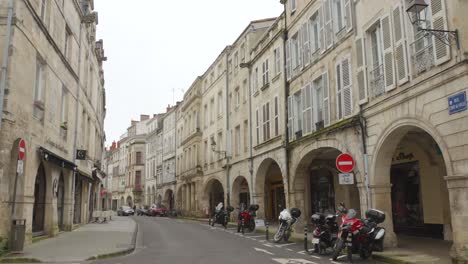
(158, 105, 177, 209)
(145, 114, 163, 206)
(0, 0, 106, 247)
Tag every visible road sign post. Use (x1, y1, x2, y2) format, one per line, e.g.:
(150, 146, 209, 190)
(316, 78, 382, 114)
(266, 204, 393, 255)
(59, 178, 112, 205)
(12, 139, 25, 218)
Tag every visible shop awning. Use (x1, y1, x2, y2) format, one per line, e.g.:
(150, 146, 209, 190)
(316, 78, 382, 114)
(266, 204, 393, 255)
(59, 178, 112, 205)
(38, 147, 76, 171)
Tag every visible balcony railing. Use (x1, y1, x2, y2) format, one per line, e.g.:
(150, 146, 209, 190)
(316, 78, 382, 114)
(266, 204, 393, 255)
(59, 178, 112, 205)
(369, 64, 385, 99)
(410, 34, 435, 77)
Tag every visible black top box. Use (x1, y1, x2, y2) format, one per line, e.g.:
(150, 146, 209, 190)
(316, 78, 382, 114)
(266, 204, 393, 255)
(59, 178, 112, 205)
(366, 209, 385, 224)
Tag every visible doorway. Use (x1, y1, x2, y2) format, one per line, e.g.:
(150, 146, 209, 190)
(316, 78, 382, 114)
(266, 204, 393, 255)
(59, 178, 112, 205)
(33, 164, 46, 235)
(57, 173, 65, 231)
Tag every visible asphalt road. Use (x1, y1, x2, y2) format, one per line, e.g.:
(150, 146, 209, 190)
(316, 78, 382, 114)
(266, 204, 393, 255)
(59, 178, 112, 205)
(91, 216, 384, 264)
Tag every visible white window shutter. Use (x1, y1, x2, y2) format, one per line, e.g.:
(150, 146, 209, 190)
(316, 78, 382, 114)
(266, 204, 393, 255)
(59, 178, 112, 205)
(287, 96, 294, 141)
(344, 0, 353, 32)
(310, 82, 315, 132)
(323, 71, 330, 126)
(325, 0, 333, 48)
(302, 84, 313, 135)
(342, 57, 353, 117)
(356, 37, 368, 104)
(336, 62, 343, 120)
(431, 0, 450, 65)
(303, 23, 310, 67)
(381, 15, 395, 92)
(319, 6, 325, 53)
(393, 4, 409, 85)
(298, 30, 303, 70)
(286, 39, 291, 81)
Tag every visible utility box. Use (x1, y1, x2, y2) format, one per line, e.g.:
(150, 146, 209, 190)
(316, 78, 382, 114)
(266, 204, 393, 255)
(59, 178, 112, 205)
(9, 219, 26, 252)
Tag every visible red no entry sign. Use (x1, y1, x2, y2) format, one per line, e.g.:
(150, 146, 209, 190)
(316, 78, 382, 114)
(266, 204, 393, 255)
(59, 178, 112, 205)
(18, 139, 26, 161)
(336, 153, 354, 173)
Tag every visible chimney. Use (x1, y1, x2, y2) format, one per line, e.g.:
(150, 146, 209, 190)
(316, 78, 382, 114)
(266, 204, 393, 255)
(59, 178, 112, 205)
(140, 114, 150, 121)
(166, 104, 171, 112)
(111, 141, 117, 150)
(131, 120, 138, 126)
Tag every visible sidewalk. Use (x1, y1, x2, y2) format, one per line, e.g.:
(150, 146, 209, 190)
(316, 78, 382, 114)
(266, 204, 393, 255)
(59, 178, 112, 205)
(0, 216, 137, 263)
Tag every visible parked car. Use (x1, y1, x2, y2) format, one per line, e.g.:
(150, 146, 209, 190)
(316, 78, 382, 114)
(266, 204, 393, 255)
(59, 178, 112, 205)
(117, 206, 134, 216)
(150, 204, 168, 216)
(137, 206, 151, 216)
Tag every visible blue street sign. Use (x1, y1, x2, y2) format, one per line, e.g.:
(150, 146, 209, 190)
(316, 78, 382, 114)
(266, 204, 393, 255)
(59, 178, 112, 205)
(448, 91, 467, 115)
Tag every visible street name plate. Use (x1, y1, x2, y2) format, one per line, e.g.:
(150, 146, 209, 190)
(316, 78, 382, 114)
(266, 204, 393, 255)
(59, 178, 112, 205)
(338, 173, 354, 185)
(448, 91, 467, 115)
(16, 160, 24, 175)
(255, 219, 265, 227)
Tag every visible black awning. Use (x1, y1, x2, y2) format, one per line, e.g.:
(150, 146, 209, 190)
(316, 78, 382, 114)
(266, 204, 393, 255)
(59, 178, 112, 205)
(38, 147, 76, 171)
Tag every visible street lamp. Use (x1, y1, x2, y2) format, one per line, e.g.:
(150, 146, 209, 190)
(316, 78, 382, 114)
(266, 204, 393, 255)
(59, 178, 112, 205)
(210, 138, 229, 159)
(406, 0, 459, 49)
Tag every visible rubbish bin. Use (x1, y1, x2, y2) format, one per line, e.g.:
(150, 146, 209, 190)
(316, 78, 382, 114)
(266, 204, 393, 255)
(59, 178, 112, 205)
(9, 219, 26, 252)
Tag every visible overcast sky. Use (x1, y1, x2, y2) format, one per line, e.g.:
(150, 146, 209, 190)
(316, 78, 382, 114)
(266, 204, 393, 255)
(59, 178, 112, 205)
(94, 1, 284, 145)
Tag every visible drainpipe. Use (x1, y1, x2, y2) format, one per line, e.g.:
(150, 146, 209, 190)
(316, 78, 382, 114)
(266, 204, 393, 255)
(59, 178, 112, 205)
(72, 14, 85, 225)
(225, 50, 231, 207)
(280, 2, 291, 207)
(359, 106, 371, 210)
(0, 0, 14, 130)
(247, 60, 254, 204)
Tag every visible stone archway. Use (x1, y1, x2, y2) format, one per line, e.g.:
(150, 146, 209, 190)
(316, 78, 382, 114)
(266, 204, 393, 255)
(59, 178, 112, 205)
(292, 147, 361, 222)
(164, 189, 174, 210)
(203, 178, 225, 216)
(231, 176, 250, 209)
(373, 124, 452, 245)
(255, 158, 285, 221)
(33, 163, 46, 235)
(126, 196, 133, 207)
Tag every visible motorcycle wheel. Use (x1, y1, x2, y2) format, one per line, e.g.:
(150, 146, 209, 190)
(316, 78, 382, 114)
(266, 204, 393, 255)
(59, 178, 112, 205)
(283, 231, 290, 242)
(237, 222, 241, 233)
(274, 226, 285, 243)
(313, 243, 320, 254)
(211, 216, 215, 227)
(359, 247, 372, 260)
(332, 238, 344, 261)
(248, 219, 256, 232)
(223, 215, 228, 229)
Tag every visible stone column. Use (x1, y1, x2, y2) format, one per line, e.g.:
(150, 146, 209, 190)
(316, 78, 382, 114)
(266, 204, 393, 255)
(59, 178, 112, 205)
(252, 193, 264, 218)
(370, 184, 397, 247)
(445, 175, 468, 263)
(188, 184, 192, 212)
(181, 185, 186, 212)
(191, 183, 196, 212)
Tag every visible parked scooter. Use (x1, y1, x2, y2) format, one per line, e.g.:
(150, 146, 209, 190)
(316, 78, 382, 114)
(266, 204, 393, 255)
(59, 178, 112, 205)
(211, 202, 234, 228)
(237, 204, 259, 233)
(331, 204, 386, 262)
(310, 212, 339, 254)
(273, 208, 301, 243)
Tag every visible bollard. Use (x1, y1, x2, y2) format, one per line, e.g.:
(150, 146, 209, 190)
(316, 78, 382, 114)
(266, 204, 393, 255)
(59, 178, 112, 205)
(241, 218, 245, 235)
(304, 226, 308, 252)
(266, 221, 269, 241)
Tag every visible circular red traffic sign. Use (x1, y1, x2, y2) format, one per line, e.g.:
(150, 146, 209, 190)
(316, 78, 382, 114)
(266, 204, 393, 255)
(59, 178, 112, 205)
(336, 153, 354, 173)
(18, 139, 26, 161)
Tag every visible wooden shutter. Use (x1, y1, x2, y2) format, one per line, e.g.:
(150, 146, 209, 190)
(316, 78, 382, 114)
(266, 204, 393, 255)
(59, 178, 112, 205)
(287, 96, 294, 141)
(342, 57, 353, 117)
(431, 0, 450, 65)
(298, 28, 304, 70)
(286, 39, 291, 81)
(356, 38, 368, 104)
(323, 71, 330, 126)
(381, 15, 395, 92)
(322, 0, 333, 49)
(303, 22, 310, 67)
(302, 84, 312, 135)
(319, 5, 325, 53)
(336, 62, 343, 120)
(393, 4, 409, 85)
(344, 0, 353, 32)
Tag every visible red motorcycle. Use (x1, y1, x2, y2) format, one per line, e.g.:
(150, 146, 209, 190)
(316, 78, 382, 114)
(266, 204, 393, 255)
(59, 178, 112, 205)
(332, 203, 386, 262)
(237, 204, 259, 233)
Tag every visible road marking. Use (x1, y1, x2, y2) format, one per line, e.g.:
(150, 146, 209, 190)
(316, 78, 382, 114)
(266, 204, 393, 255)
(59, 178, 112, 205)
(259, 240, 266, 243)
(337, 255, 347, 260)
(263, 243, 274, 248)
(286, 248, 293, 251)
(272, 258, 317, 264)
(254, 247, 275, 255)
(245, 235, 265, 238)
(297, 250, 306, 255)
(275, 242, 296, 248)
(330, 261, 341, 264)
(310, 255, 321, 259)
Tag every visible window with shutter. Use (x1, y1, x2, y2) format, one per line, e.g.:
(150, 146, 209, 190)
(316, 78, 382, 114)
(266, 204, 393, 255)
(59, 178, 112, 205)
(430, 0, 450, 65)
(342, 57, 353, 117)
(324, 0, 334, 48)
(286, 40, 291, 80)
(256, 108, 260, 145)
(336, 63, 343, 120)
(344, 0, 352, 32)
(319, 6, 325, 53)
(393, 4, 409, 85)
(356, 38, 368, 104)
(323, 71, 330, 126)
(287, 96, 294, 142)
(313, 76, 324, 126)
(382, 15, 395, 91)
(294, 92, 302, 137)
(302, 84, 313, 135)
(303, 23, 310, 67)
(309, 12, 321, 56)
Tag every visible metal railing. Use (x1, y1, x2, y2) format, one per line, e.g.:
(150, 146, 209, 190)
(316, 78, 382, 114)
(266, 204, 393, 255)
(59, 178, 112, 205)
(369, 64, 385, 99)
(410, 34, 435, 77)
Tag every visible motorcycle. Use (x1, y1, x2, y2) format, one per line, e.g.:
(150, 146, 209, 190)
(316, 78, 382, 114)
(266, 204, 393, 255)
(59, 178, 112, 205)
(310, 212, 339, 254)
(211, 202, 234, 228)
(237, 204, 259, 233)
(273, 208, 301, 243)
(331, 205, 386, 262)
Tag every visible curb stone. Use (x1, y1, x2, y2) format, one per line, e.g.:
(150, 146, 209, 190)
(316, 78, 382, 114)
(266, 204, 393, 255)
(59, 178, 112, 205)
(87, 219, 139, 261)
